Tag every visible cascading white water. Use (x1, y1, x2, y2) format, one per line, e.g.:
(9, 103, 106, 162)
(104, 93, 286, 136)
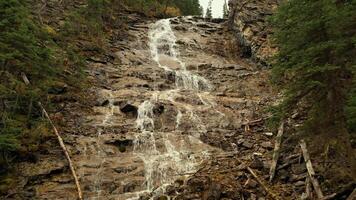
(130, 18, 217, 199)
(93, 90, 114, 200)
(148, 19, 212, 91)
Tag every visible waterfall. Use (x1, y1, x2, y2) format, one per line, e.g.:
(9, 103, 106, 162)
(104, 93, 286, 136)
(131, 18, 216, 199)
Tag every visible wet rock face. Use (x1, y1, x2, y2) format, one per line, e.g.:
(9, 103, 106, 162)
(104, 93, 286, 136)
(228, 0, 279, 65)
(7, 15, 278, 200)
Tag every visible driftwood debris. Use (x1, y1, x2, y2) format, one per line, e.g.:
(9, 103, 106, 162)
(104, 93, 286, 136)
(269, 122, 284, 182)
(300, 140, 324, 199)
(21, 73, 83, 200)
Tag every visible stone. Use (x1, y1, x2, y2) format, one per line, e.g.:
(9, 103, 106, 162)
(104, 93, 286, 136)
(242, 141, 254, 149)
(114, 166, 137, 174)
(95, 90, 112, 106)
(260, 141, 273, 149)
(118, 102, 138, 117)
(294, 181, 305, 187)
(104, 138, 133, 152)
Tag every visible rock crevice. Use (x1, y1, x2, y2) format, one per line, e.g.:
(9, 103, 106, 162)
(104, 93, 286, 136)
(228, 0, 279, 65)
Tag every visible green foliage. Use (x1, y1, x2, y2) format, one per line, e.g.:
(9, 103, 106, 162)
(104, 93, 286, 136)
(223, 0, 229, 18)
(173, 0, 202, 16)
(346, 66, 356, 133)
(0, 0, 86, 173)
(0, 0, 59, 163)
(270, 0, 356, 132)
(0, 0, 56, 80)
(122, 0, 202, 17)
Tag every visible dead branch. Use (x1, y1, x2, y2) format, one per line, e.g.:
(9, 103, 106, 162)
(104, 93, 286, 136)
(301, 177, 312, 200)
(21, 73, 83, 200)
(269, 122, 284, 182)
(247, 166, 280, 200)
(241, 118, 264, 126)
(39, 102, 83, 200)
(300, 140, 324, 199)
(21, 72, 30, 85)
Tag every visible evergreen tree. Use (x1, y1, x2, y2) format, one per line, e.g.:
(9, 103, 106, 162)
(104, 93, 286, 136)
(0, 0, 55, 79)
(0, 0, 58, 166)
(223, 0, 229, 18)
(270, 0, 356, 135)
(346, 66, 356, 133)
(205, 0, 213, 18)
(173, 0, 202, 16)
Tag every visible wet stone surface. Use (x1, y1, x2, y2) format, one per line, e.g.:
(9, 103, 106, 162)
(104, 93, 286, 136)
(8, 16, 283, 200)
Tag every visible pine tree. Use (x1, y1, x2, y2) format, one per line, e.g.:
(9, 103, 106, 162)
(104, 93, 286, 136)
(0, 0, 57, 165)
(223, 0, 229, 18)
(172, 0, 202, 16)
(270, 0, 356, 135)
(0, 0, 55, 79)
(205, 0, 213, 19)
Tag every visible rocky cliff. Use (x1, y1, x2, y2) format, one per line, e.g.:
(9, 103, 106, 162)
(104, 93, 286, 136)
(3, 16, 280, 199)
(228, 0, 279, 65)
(3, 1, 351, 199)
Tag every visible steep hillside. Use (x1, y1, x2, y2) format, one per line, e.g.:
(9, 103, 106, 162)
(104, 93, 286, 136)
(1, 0, 354, 199)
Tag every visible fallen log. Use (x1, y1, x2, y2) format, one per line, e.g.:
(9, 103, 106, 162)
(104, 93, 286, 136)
(269, 122, 284, 182)
(300, 140, 324, 199)
(39, 103, 83, 200)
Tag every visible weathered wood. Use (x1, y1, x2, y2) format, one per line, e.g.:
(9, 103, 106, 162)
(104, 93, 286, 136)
(21, 72, 30, 85)
(247, 167, 280, 200)
(21, 73, 83, 200)
(269, 122, 284, 182)
(39, 102, 83, 200)
(300, 140, 324, 199)
(301, 177, 312, 200)
(242, 118, 264, 126)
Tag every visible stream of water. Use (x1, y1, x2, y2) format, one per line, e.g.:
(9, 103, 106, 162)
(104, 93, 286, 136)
(130, 19, 217, 199)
